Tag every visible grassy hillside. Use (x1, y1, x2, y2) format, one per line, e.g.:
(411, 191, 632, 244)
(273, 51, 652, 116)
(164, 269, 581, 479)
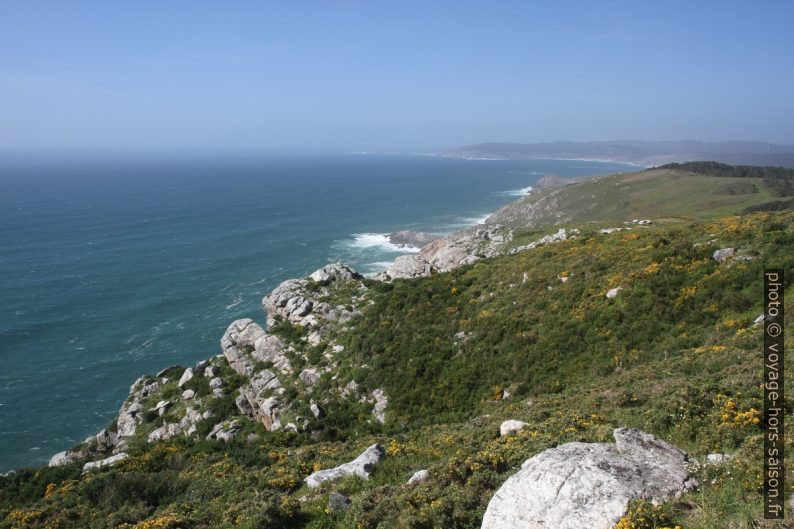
(2, 210, 792, 529)
(487, 165, 794, 227)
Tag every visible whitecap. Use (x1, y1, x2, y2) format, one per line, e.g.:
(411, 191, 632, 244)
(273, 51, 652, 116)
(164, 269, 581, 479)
(225, 296, 244, 310)
(348, 233, 420, 253)
(500, 185, 534, 197)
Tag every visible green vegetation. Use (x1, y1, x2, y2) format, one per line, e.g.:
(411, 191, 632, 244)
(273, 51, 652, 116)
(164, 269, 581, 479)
(491, 165, 794, 228)
(2, 184, 793, 528)
(659, 161, 794, 197)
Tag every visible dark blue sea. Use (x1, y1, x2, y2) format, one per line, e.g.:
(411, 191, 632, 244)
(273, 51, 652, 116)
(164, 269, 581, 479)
(0, 153, 636, 471)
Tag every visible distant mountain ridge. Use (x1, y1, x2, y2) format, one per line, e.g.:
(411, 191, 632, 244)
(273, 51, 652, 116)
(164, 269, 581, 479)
(444, 140, 794, 168)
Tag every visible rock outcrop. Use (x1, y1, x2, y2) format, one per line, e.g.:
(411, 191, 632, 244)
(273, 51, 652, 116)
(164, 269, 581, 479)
(385, 225, 512, 279)
(82, 453, 128, 473)
(388, 230, 441, 248)
(305, 443, 385, 488)
(263, 263, 363, 326)
(481, 428, 697, 529)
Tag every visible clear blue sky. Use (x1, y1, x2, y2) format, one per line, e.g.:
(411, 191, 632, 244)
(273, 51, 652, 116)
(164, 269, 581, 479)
(1, 1, 793, 151)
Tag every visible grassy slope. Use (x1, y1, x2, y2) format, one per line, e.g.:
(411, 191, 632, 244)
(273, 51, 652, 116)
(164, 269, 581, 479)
(1, 211, 792, 529)
(490, 167, 786, 228)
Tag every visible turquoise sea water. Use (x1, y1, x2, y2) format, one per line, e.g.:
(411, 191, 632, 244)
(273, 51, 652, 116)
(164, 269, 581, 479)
(0, 154, 636, 471)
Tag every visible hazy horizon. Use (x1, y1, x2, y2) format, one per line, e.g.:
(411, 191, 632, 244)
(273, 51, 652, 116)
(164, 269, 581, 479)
(2, 1, 794, 151)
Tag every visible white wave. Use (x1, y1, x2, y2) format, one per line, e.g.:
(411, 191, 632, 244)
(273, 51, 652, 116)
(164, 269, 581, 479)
(500, 185, 534, 197)
(348, 233, 420, 253)
(464, 214, 491, 225)
(225, 295, 244, 310)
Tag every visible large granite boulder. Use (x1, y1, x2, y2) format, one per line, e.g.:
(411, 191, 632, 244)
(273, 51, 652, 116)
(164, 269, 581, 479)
(305, 443, 385, 488)
(481, 428, 697, 529)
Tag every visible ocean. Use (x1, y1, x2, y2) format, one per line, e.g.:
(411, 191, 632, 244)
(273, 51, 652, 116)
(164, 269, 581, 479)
(0, 153, 636, 471)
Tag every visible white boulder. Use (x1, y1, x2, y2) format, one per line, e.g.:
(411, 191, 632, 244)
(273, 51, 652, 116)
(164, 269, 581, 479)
(481, 428, 697, 529)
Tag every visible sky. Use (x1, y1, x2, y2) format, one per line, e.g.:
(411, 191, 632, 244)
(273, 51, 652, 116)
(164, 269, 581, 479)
(1, 1, 793, 151)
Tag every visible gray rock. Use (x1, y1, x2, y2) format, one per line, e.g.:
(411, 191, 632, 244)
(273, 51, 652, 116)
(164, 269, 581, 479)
(481, 428, 697, 529)
(221, 319, 267, 375)
(371, 388, 388, 423)
(49, 450, 82, 467)
(707, 453, 729, 464)
(204, 366, 217, 378)
(178, 368, 194, 388)
(153, 400, 171, 416)
(310, 402, 325, 420)
(386, 255, 433, 279)
(388, 230, 441, 249)
(94, 429, 118, 452)
(253, 334, 293, 374)
(407, 469, 429, 485)
(181, 389, 195, 400)
(328, 492, 352, 512)
(147, 423, 181, 443)
(82, 453, 128, 473)
(309, 262, 363, 283)
(499, 420, 528, 437)
(299, 368, 321, 387)
(713, 248, 735, 263)
(209, 377, 224, 389)
(206, 420, 241, 442)
(305, 443, 385, 488)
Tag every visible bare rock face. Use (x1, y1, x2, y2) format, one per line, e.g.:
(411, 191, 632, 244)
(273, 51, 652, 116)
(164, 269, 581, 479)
(305, 443, 385, 488)
(385, 226, 512, 279)
(221, 319, 266, 375)
(116, 377, 161, 438)
(386, 255, 434, 279)
(481, 428, 697, 529)
(263, 263, 362, 326)
(713, 247, 735, 263)
(82, 453, 128, 473)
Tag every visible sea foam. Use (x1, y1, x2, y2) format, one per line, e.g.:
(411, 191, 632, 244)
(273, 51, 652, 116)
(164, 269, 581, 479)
(349, 233, 421, 253)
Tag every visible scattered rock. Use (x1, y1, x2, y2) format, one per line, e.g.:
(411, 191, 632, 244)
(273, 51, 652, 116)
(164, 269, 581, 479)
(481, 428, 697, 529)
(206, 420, 242, 442)
(407, 469, 429, 485)
(310, 402, 325, 420)
(209, 377, 224, 389)
(713, 248, 735, 263)
(305, 443, 385, 488)
(707, 453, 730, 464)
(371, 388, 388, 423)
(148, 423, 182, 443)
(606, 287, 623, 299)
(181, 389, 195, 400)
(153, 400, 171, 416)
(499, 420, 528, 437)
(178, 368, 194, 388)
(82, 453, 128, 473)
(328, 491, 352, 512)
